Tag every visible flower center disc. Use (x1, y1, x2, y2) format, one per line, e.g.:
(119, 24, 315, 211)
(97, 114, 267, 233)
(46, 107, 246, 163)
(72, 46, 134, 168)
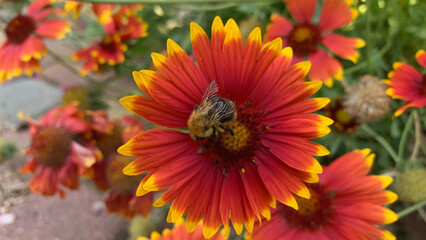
(106, 155, 142, 194)
(279, 185, 334, 230)
(204, 102, 268, 174)
(6, 15, 35, 44)
(220, 121, 249, 151)
(325, 98, 359, 133)
(100, 35, 119, 53)
(287, 23, 321, 57)
(31, 126, 71, 168)
(96, 122, 123, 157)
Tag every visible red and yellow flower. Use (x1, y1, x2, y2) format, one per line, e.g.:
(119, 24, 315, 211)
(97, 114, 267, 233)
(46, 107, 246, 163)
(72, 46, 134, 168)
(86, 115, 154, 219)
(325, 97, 359, 133)
(385, 49, 426, 117)
(138, 218, 226, 240)
(247, 149, 398, 240)
(266, 0, 365, 87)
(102, 153, 154, 219)
(65, 1, 143, 31)
(72, 7, 148, 75)
(0, 0, 70, 82)
(20, 104, 99, 198)
(119, 16, 332, 238)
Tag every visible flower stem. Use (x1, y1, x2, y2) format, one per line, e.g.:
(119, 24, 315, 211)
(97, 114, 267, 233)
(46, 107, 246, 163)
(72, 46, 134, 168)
(410, 110, 421, 164)
(397, 199, 426, 218)
(345, 40, 391, 74)
(398, 111, 414, 161)
(360, 124, 401, 166)
(47, 49, 98, 85)
(365, 0, 372, 74)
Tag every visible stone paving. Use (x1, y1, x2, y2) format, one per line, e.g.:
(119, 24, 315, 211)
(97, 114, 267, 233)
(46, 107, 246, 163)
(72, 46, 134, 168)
(0, 38, 135, 239)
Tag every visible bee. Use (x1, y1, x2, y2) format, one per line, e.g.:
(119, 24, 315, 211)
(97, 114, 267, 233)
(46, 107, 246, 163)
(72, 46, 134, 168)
(187, 80, 237, 143)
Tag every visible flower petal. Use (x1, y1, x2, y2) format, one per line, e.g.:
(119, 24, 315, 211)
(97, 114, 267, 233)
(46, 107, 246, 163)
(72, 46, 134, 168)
(415, 49, 426, 67)
(190, 22, 216, 81)
(265, 14, 293, 42)
(220, 19, 244, 97)
(151, 51, 204, 105)
(394, 98, 426, 117)
(308, 50, 343, 87)
(143, 154, 201, 191)
(256, 149, 308, 210)
(248, 47, 293, 102)
(35, 19, 70, 39)
(119, 95, 189, 129)
(322, 34, 365, 63)
(386, 62, 423, 101)
(262, 136, 323, 174)
(318, 0, 357, 31)
(119, 129, 198, 173)
(284, 0, 317, 23)
(28, 0, 54, 18)
(321, 149, 374, 186)
(133, 70, 195, 113)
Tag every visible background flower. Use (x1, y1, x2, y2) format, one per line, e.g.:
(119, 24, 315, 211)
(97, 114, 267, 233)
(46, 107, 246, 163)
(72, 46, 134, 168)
(0, 0, 70, 82)
(20, 104, 99, 198)
(84, 114, 154, 219)
(385, 49, 426, 117)
(137, 218, 226, 240)
(72, 6, 148, 75)
(266, 0, 364, 87)
(248, 149, 398, 240)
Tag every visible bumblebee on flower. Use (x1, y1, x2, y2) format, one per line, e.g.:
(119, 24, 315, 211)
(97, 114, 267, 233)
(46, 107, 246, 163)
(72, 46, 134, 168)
(119, 16, 332, 238)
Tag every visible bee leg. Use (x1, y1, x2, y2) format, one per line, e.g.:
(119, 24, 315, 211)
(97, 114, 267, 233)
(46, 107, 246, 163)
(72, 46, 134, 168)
(210, 128, 218, 142)
(195, 138, 208, 150)
(219, 125, 234, 136)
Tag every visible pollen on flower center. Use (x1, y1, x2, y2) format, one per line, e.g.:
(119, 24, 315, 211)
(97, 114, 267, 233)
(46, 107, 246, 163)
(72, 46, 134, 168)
(205, 102, 269, 174)
(31, 126, 71, 168)
(279, 185, 334, 230)
(106, 154, 142, 194)
(287, 23, 322, 57)
(293, 27, 312, 43)
(6, 15, 35, 44)
(336, 109, 352, 124)
(220, 121, 250, 151)
(294, 190, 320, 216)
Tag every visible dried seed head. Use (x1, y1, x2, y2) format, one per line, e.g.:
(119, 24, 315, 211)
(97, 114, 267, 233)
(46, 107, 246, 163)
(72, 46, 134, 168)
(343, 75, 391, 123)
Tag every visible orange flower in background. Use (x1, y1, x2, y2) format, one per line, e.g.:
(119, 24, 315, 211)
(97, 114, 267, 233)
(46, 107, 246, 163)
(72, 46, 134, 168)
(85, 115, 154, 219)
(20, 104, 99, 198)
(266, 0, 365, 87)
(64, 0, 84, 19)
(72, 6, 148, 75)
(65, 1, 143, 30)
(248, 149, 398, 240)
(385, 49, 426, 117)
(0, 0, 70, 82)
(119, 16, 332, 238)
(138, 218, 226, 240)
(103, 153, 154, 219)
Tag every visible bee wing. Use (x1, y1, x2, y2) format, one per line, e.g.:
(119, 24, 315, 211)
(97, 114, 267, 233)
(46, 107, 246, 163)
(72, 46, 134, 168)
(201, 80, 219, 102)
(205, 99, 235, 128)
